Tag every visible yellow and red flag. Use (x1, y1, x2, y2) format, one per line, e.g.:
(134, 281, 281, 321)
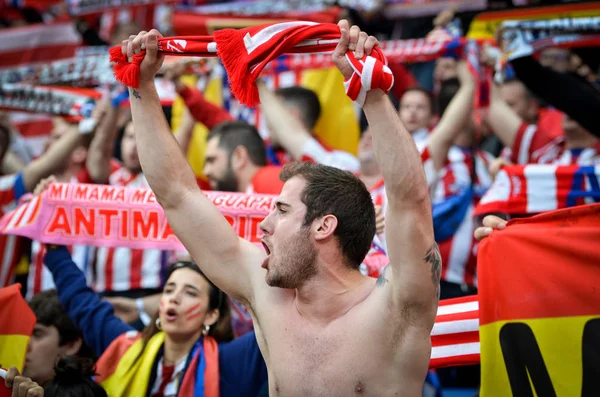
(477, 203, 600, 396)
(0, 284, 36, 397)
(0, 284, 35, 372)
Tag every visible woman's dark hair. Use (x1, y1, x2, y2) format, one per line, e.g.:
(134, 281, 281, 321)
(44, 356, 106, 397)
(137, 261, 234, 362)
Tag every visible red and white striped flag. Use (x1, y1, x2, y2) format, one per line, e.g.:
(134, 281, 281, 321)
(0, 22, 81, 69)
(8, 112, 54, 158)
(431, 295, 480, 368)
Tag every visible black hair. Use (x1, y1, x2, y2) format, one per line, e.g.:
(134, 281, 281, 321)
(29, 290, 96, 361)
(207, 121, 267, 167)
(275, 86, 322, 130)
(44, 356, 106, 397)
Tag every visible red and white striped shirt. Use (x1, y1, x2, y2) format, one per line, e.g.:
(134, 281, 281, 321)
(300, 137, 360, 172)
(512, 123, 600, 165)
(361, 128, 438, 278)
(0, 173, 26, 287)
(431, 295, 480, 368)
(92, 165, 173, 293)
(268, 137, 360, 172)
(26, 176, 96, 299)
(430, 147, 494, 287)
(26, 242, 95, 300)
(361, 178, 388, 278)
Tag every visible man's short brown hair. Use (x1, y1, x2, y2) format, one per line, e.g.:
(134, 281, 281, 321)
(280, 161, 376, 268)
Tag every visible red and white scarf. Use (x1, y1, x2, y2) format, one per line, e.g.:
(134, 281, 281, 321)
(109, 21, 394, 106)
(0, 47, 114, 87)
(501, 17, 600, 62)
(0, 84, 101, 119)
(0, 22, 81, 69)
(66, 0, 175, 16)
(475, 164, 600, 216)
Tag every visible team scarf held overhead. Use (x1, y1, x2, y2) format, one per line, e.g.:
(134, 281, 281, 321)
(475, 164, 600, 217)
(108, 21, 395, 106)
(66, 0, 175, 16)
(0, 47, 115, 87)
(0, 84, 101, 119)
(500, 16, 600, 62)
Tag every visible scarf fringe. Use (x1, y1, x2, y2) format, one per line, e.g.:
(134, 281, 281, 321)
(214, 27, 259, 107)
(109, 46, 143, 88)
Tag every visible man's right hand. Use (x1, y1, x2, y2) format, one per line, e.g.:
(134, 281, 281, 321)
(474, 215, 507, 241)
(5, 367, 44, 397)
(122, 29, 166, 85)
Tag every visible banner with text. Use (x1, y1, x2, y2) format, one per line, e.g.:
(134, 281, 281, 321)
(0, 183, 275, 250)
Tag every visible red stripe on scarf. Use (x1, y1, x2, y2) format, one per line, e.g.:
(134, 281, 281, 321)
(214, 22, 339, 106)
(178, 337, 220, 397)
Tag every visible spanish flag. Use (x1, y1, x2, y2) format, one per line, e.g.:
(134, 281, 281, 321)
(477, 204, 600, 396)
(171, 67, 360, 176)
(0, 284, 36, 396)
(0, 284, 35, 371)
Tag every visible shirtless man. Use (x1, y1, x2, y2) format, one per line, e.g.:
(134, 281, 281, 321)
(123, 20, 440, 396)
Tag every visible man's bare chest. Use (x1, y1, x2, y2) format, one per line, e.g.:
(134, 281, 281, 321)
(254, 309, 400, 396)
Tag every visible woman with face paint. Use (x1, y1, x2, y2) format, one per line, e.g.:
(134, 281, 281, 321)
(42, 246, 267, 397)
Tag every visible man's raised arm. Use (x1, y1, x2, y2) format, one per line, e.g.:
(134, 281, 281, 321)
(332, 22, 438, 322)
(123, 30, 265, 305)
